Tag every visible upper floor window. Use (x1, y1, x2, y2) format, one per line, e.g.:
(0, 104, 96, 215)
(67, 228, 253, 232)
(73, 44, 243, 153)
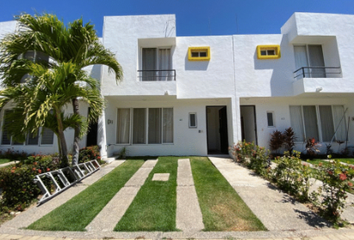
(257, 45, 280, 59)
(188, 47, 210, 61)
(20, 50, 50, 83)
(294, 45, 325, 78)
(140, 48, 175, 81)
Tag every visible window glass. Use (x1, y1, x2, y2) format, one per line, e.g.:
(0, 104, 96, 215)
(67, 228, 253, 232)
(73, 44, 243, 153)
(189, 113, 197, 128)
(41, 128, 54, 145)
(289, 106, 304, 142)
(303, 106, 319, 141)
(148, 108, 162, 144)
(1, 110, 11, 145)
(117, 108, 131, 144)
(163, 108, 173, 143)
(267, 112, 274, 127)
(319, 106, 334, 142)
(333, 105, 347, 141)
(27, 131, 39, 145)
(133, 108, 146, 144)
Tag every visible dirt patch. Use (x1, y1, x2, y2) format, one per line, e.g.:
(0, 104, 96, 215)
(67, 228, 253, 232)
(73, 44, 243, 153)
(211, 203, 254, 231)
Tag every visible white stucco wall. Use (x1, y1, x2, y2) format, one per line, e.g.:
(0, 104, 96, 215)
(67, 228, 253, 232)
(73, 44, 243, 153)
(101, 14, 177, 97)
(100, 97, 233, 157)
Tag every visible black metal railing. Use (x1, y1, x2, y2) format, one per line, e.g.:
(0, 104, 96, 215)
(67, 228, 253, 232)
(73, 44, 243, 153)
(293, 66, 341, 79)
(137, 70, 176, 81)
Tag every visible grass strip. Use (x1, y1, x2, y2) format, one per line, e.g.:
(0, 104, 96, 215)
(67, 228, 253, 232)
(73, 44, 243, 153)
(28, 160, 144, 231)
(190, 157, 266, 231)
(115, 156, 177, 231)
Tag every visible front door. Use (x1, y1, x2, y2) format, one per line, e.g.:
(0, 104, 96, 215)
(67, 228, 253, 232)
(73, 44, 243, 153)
(240, 105, 257, 144)
(206, 106, 229, 154)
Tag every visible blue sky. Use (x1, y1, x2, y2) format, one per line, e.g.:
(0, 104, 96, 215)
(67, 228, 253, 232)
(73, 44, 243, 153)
(1, 0, 354, 37)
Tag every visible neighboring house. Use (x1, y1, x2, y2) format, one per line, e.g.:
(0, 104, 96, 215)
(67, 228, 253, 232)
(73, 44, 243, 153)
(0, 12, 353, 158)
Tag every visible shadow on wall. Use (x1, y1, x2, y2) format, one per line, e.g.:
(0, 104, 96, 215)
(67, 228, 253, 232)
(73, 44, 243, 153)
(184, 52, 210, 71)
(253, 36, 295, 97)
(90, 65, 102, 82)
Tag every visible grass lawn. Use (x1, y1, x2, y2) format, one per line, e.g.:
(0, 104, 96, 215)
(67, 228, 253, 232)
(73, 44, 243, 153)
(0, 159, 12, 165)
(28, 160, 144, 231)
(190, 157, 266, 231)
(308, 158, 354, 166)
(115, 156, 178, 231)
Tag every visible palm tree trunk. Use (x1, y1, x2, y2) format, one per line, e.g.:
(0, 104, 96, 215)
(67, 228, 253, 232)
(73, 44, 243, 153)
(54, 106, 69, 167)
(72, 98, 80, 166)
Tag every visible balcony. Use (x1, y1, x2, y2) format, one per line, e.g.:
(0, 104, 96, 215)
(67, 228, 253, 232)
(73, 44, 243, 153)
(292, 66, 349, 96)
(137, 70, 176, 81)
(293, 66, 341, 79)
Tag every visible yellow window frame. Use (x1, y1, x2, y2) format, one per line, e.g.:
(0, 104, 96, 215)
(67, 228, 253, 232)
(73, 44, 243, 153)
(257, 45, 281, 59)
(188, 47, 210, 61)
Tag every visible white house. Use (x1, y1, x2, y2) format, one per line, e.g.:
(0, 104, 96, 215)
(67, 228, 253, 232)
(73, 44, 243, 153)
(0, 12, 353, 158)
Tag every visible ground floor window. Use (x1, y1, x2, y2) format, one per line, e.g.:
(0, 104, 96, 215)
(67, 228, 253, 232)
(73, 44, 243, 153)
(289, 105, 346, 142)
(1, 110, 54, 146)
(117, 108, 173, 144)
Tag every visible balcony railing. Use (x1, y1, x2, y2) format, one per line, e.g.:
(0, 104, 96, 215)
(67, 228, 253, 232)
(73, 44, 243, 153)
(293, 66, 341, 79)
(137, 70, 176, 81)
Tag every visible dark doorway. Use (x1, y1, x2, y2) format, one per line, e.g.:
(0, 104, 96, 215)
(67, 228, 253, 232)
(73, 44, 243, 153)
(240, 105, 257, 144)
(86, 108, 98, 147)
(206, 106, 229, 154)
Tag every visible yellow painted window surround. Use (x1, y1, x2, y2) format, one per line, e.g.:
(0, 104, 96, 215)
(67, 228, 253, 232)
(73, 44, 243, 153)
(188, 47, 210, 61)
(257, 45, 281, 59)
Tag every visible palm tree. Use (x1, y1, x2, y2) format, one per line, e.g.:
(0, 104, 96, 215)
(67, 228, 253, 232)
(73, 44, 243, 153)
(0, 13, 122, 166)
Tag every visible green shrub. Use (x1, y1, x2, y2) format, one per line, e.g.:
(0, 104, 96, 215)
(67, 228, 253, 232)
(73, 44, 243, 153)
(78, 145, 102, 164)
(314, 160, 354, 222)
(0, 154, 57, 210)
(0, 149, 28, 160)
(273, 151, 312, 202)
(248, 145, 270, 178)
(230, 140, 255, 164)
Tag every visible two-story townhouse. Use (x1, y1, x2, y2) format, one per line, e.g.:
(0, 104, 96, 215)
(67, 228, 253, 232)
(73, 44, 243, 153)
(0, 12, 353, 158)
(236, 12, 354, 155)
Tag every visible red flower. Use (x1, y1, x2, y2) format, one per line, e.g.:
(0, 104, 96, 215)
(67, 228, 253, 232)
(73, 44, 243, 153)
(339, 173, 347, 181)
(33, 162, 37, 165)
(47, 168, 50, 172)
(348, 182, 353, 187)
(38, 169, 42, 174)
(32, 168, 36, 171)
(97, 156, 101, 160)
(11, 170, 15, 173)
(328, 171, 333, 175)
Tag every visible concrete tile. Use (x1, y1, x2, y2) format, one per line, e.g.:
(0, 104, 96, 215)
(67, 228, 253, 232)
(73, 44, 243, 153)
(152, 173, 170, 181)
(2, 235, 23, 239)
(176, 159, 204, 232)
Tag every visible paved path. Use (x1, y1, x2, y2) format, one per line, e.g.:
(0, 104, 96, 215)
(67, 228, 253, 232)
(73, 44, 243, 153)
(209, 157, 329, 231)
(0, 160, 125, 230)
(86, 159, 158, 232)
(176, 158, 204, 233)
(0, 161, 19, 168)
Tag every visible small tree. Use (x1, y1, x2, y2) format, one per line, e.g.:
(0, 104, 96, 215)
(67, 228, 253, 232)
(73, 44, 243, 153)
(283, 127, 296, 155)
(269, 130, 284, 154)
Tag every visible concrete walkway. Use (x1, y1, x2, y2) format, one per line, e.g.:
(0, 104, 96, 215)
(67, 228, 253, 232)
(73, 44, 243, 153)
(176, 158, 204, 233)
(86, 159, 158, 232)
(209, 157, 330, 231)
(1, 160, 125, 230)
(0, 160, 19, 168)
